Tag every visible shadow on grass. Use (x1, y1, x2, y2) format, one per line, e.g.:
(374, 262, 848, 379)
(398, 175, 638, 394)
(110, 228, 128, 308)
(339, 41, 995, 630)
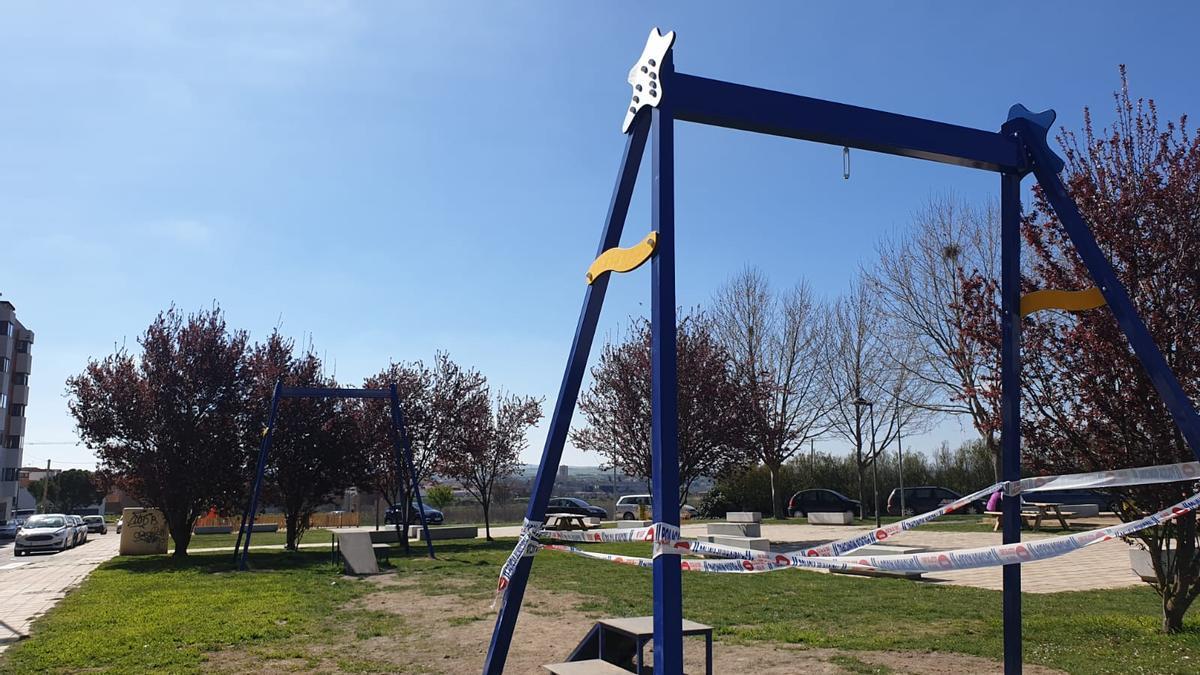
(102, 549, 337, 574)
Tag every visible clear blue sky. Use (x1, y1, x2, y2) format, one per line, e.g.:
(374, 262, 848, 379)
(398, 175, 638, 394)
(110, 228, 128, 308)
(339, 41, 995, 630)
(4, 2, 1198, 471)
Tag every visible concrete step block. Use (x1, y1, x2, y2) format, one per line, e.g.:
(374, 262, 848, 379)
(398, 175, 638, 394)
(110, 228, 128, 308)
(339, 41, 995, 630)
(698, 534, 770, 551)
(615, 520, 652, 529)
(725, 511, 762, 523)
(808, 511, 854, 525)
(706, 522, 761, 537)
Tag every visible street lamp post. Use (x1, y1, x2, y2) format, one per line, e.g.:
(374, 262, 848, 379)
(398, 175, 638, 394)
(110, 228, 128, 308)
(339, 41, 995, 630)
(853, 397, 881, 528)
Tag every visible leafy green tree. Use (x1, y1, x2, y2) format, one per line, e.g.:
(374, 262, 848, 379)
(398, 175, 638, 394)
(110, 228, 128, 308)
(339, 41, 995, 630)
(423, 485, 456, 509)
(55, 469, 104, 514)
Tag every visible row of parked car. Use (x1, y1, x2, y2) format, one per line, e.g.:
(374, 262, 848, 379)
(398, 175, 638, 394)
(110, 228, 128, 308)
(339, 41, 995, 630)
(7, 514, 111, 556)
(787, 486, 1120, 518)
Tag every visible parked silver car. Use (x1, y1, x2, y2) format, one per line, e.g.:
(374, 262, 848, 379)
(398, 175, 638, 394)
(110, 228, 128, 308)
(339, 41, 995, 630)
(14, 514, 73, 555)
(69, 515, 88, 546)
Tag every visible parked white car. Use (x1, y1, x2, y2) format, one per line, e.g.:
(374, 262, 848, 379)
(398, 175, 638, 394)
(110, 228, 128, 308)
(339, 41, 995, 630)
(614, 494, 696, 520)
(14, 514, 73, 555)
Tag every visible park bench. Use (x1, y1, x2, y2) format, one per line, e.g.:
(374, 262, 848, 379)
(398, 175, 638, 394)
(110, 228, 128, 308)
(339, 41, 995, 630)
(985, 502, 1071, 532)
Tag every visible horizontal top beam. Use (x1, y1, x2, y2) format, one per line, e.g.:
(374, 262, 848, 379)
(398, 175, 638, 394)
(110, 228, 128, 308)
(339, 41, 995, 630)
(671, 73, 1023, 173)
(279, 386, 391, 400)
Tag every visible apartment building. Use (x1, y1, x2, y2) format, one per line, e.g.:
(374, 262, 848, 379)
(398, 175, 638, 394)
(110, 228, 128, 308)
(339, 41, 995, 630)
(0, 300, 34, 522)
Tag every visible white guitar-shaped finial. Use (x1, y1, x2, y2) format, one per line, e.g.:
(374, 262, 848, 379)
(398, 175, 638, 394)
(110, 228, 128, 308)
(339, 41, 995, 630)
(622, 28, 676, 133)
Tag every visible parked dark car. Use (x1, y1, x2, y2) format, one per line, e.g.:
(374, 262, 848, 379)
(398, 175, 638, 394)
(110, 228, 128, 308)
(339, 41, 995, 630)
(1023, 489, 1119, 513)
(384, 503, 444, 525)
(887, 486, 985, 516)
(0, 520, 18, 539)
(787, 489, 861, 517)
(546, 497, 607, 519)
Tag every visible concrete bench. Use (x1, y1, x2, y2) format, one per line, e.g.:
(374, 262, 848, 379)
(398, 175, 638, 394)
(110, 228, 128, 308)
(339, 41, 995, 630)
(408, 525, 478, 541)
(583, 517, 602, 528)
(615, 520, 652, 529)
(236, 523, 279, 533)
(833, 544, 929, 579)
(725, 511, 762, 523)
(193, 526, 233, 535)
(706, 522, 760, 537)
(808, 511, 854, 525)
(698, 534, 770, 551)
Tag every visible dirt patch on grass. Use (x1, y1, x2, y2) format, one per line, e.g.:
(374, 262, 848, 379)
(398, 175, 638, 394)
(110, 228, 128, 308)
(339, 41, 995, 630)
(206, 573, 1064, 674)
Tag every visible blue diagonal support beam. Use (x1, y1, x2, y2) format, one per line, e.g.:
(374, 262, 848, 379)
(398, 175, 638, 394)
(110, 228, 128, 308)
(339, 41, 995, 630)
(1013, 118, 1200, 458)
(482, 110, 652, 675)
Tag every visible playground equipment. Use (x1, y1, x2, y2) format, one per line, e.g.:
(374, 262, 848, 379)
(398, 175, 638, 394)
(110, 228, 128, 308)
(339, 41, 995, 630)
(234, 381, 435, 570)
(485, 28, 1200, 675)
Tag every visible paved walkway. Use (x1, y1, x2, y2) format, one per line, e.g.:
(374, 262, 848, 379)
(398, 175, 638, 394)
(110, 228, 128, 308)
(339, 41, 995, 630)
(0, 532, 122, 653)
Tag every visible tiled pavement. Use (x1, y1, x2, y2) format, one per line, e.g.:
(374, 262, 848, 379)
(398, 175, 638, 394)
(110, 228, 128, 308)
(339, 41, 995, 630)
(0, 532, 122, 653)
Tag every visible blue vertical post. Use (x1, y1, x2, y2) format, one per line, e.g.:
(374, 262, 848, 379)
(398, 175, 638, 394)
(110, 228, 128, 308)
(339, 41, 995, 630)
(482, 111, 651, 674)
(390, 384, 435, 560)
(999, 171, 1023, 674)
(237, 379, 283, 570)
(649, 47, 684, 674)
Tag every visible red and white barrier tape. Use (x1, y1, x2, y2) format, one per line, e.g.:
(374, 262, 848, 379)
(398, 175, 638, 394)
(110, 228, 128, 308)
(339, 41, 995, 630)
(495, 459, 1200, 595)
(543, 490, 1200, 575)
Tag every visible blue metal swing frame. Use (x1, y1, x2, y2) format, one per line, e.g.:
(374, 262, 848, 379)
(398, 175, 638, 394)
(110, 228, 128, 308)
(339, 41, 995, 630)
(234, 382, 436, 570)
(484, 30, 1200, 674)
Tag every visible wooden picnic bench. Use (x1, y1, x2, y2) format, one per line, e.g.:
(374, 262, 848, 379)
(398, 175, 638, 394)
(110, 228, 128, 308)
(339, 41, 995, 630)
(544, 513, 591, 531)
(986, 502, 1071, 532)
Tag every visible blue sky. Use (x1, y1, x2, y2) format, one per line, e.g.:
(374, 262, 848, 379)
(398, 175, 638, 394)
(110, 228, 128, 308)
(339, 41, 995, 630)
(4, 2, 1198, 471)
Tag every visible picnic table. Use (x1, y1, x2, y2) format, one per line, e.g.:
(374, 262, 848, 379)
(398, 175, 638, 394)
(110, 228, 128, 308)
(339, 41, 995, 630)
(544, 513, 591, 531)
(986, 502, 1071, 532)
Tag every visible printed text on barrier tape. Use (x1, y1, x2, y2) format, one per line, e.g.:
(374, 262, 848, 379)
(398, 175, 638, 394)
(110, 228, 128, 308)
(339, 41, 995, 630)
(542, 490, 1200, 575)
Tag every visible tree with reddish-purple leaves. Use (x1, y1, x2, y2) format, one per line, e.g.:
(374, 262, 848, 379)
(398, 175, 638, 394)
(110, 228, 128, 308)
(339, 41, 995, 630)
(351, 353, 488, 540)
(441, 390, 542, 540)
(246, 332, 359, 551)
(572, 312, 756, 505)
(962, 69, 1200, 632)
(67, 306, 251, 557)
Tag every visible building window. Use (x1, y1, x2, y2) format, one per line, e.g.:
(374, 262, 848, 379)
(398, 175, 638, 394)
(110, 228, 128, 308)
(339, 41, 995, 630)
(0, 394, 6, 409)
(1, 468, 15, 482)
(0, 357, 7, 373)
(0, 321, 10, 337)
(4, 436, 18, 449)
(12, 374, 27, 385)
(8, 404, 24, 418)
(16, 340, 30, 354)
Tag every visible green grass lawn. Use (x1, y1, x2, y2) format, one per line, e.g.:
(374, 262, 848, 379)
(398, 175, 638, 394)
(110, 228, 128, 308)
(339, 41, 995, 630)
(0, 550, 377, 674)
(2, 539, 1197, 674)
(173, 527, 334, 551)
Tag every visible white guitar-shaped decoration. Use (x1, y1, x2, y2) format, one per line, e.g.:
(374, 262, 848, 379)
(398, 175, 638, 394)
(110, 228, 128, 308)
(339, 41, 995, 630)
(622, 28, 676, 133)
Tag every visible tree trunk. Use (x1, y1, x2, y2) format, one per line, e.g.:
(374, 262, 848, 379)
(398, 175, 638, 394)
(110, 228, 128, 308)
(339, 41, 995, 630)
(483, 502, 492, 541)
(1161, 516, 1199, 633)
(987, 432, 1001, 483)
(856, 467, 866, 520)
(167, 511, 192, 558)
(285, 511, 300, 551)
(767, 462, 784, 519)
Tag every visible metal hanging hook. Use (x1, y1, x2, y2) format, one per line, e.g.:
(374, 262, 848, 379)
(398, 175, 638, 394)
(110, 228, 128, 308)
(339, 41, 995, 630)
(843, 146, 850, 180)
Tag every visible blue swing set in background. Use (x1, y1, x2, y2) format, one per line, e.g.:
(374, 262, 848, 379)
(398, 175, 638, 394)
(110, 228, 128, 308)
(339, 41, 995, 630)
(234, 381, 436, 571)
(484, 28, 1200, 675)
